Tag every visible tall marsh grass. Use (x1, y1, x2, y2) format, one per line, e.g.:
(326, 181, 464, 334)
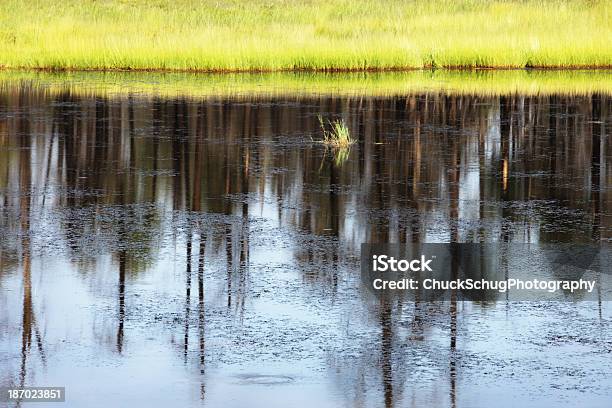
(0, 0, 611, 71)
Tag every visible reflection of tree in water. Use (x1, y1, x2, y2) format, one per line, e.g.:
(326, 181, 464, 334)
(0, 107, 48, 399)
(6, 90, 600, 245)
(19, 136, 46, 400)
(0, 87, 610, 404)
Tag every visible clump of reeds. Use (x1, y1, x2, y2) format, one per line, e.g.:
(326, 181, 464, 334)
(317, 115, 355, 149)
(0, 1, 611, 71)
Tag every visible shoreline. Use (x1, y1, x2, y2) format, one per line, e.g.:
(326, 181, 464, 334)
(1, 66, 612, 74)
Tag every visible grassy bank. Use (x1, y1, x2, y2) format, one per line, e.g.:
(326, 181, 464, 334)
(0, 0, 611, 72)
(2, 70, 612, 98)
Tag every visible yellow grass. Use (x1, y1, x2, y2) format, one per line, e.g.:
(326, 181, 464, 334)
(0, 0, 610, 71)
(1, 70, 612, 98)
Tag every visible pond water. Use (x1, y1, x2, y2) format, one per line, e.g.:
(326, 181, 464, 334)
(0, 78, 611, 407)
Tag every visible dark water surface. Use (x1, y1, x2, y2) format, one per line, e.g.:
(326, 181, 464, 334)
(1, 84, 611, 407)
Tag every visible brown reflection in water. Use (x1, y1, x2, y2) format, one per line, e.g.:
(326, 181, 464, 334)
(16, 92, 609, 241)
(117, 251, 126, 353)
(379, 298, 394, 408)
(183, 228, 193, 363)
(198, 231, 206, 398)
(0, 87, 610, 405)
(13, 102, 47, 397)
(448, 104, 460, 408)
(591, 97, 605, 320)
(193, 112, 207, 385)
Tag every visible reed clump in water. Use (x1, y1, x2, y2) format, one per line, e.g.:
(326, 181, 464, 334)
(318, 116, 355, 149)
(316, 115, 355, 166)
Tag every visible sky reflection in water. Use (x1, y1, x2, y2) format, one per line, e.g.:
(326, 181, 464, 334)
(0, 85, 611, 407)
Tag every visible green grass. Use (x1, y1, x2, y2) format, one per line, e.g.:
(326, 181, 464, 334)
(0, 0, 611, 71)
(318, 115, 355, 148)
(316, 115, 354, 167)
(2, 70, 612, 97)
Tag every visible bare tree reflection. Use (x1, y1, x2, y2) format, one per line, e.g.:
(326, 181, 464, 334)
(17, 107, 46, 399)
(0, 86, 610, 405)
